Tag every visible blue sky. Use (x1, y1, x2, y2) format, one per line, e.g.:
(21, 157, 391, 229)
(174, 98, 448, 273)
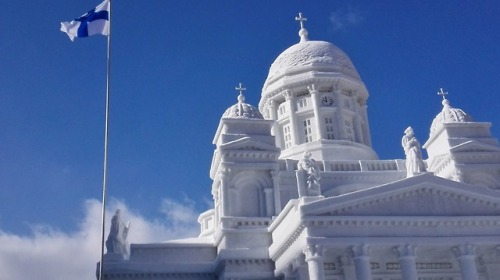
(1, 1, 500, 278)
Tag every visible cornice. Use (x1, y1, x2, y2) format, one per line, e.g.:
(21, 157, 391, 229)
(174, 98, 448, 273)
(271, 224, 305, 262)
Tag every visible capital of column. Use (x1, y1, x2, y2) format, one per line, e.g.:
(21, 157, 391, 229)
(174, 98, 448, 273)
(350, 244, 370, 259)
(268, 99, 278, 109)
(393, 244, 417, 258)
(307, 84, 319, 94)
(283, 90, 294, 101)
(453, 244, 476, 258)
(218, 167, 232, 179)
(304, 244, 324, 262)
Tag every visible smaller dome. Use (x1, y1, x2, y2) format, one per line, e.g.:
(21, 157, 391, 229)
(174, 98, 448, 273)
(430, 99, 474, 136)
(222, 93, 263, 120)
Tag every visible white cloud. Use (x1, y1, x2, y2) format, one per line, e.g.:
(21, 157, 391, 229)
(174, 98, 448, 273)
(329, 6, 364, 31)
(0, 198, 201, 280)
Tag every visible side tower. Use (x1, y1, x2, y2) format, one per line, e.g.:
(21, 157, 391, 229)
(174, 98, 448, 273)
(258, 13, 378, 161)
(208, 85, 280, 279)
(423, 90, 500, 188)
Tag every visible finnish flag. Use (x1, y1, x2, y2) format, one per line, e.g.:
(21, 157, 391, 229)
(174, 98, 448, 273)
(60, 0, 110, 41)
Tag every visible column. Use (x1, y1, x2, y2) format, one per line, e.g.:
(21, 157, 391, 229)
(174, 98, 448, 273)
(483, 246, 500, 280)
(308, 84, 324, 140)
(332, 89, 347, 140)
(284, 90, 299, 145)
(304, 244, 325, 280)
(453, 244, 479, 280)
(283, 264, 296, 280)
(268, 99, 278, 137)
(394, 244, 418, 280)
(264, 188, 274, 217)
(271, 170, 282, 214)
(340, 256, 356, 279)
(351, 244, 372, 280)
(353, 115, 364, 144)
(219, 167, 231, 217)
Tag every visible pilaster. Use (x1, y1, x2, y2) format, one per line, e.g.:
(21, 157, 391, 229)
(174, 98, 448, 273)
(264, 188, 274, 217)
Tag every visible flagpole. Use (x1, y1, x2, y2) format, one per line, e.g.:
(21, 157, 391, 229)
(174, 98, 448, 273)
(99, 0, 111, 279)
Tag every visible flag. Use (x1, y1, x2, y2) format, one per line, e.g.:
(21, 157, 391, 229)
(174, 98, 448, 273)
(60, 0, 110, 41)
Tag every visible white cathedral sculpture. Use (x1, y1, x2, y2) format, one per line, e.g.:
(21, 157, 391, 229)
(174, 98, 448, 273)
(97, 12, 500, 280)
(402, 126, 426, 177)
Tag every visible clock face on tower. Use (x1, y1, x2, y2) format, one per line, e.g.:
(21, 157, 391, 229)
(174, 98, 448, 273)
(321, 95, 334, 106)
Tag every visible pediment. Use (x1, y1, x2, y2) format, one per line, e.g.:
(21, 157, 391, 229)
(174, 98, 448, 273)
(301, 174, 500, 217)
(450, 140, 500, 153)
(219, 137, 280, 152)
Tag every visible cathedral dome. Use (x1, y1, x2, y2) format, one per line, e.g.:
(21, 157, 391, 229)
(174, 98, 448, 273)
(263, 39, 361, 90)
(222, 93, 263, 119)
(430, 98, 474, 136)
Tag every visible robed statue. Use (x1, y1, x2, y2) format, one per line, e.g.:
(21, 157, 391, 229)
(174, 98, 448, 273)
(105, 209, 130, 256)
(296, 152, 321, 197)
(402, 126, 426, 177)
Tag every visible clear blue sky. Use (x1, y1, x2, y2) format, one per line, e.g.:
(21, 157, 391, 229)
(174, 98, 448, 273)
(1, 0, 500, 246)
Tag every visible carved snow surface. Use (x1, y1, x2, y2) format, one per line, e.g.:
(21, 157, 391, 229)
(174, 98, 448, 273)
(222, 102, 263, 119)
(450, 140, 500, 153)
(220, 137, 280, 153)
(430, 99, 474, 137)
(264, 40, 361, 87)
(301, 174, 500, 217)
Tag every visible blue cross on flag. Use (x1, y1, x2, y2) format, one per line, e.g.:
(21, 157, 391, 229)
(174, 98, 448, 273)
(60, 0, 110, 41)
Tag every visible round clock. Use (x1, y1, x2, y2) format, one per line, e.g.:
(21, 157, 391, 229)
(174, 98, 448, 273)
(321, 95, 334, 106)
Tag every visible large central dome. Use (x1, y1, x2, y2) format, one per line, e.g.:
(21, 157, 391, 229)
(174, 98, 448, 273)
(263, 40, 361, 91)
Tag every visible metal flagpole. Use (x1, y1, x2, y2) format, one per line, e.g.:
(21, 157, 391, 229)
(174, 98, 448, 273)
(99, 0, 111, 279)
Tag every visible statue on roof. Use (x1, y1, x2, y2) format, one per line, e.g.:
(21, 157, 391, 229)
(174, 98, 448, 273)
(402, 127, 426, 177)
(297, 152, 321, 196)
(105, 209, 130, 257)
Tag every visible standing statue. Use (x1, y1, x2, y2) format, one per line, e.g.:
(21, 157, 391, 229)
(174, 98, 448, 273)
(105, 209, 130, 256)
(402, 127, 426, 177)
(296, 152, 321, 197)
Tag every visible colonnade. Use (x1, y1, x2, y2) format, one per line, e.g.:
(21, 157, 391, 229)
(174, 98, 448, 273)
(283, 243, 486, 280)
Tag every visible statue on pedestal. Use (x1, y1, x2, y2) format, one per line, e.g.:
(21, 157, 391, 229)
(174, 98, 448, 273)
(105, 209, 130, 257)
(402, 127, 426, 177)
(296, 152, 321, 197)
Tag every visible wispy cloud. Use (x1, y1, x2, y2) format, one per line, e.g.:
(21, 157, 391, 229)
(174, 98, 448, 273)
(0, 198, 200, 280)
(329, 6, 364, 31)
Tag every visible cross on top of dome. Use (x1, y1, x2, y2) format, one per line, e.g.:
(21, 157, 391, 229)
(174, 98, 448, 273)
(295, 12, 309, 42)
(295, 12, 307, 29)
(437, 88, 451, 108)
(235, 82, 246, 103)
(438, 87, 448, 99)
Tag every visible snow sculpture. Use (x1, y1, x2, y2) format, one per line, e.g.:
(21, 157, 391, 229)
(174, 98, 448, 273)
(296, 152, 321, 196)
(105, 209, 130, 257)
(402, 127, 426, 177)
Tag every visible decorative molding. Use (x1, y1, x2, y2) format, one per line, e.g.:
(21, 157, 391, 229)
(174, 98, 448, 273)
(303, 244, 324, 261)
(102, 272, 216, 279)
(453, 243, 476, 258)
(386, 262, 453, 270)
(350, 244, 370, 258)
(303, 217, 500, 228)
(394, 244, 416, 258)
(323, 186, 500, 216)
(271, 224, 306, 261)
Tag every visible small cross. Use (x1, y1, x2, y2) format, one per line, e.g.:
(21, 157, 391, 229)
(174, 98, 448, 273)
(295, 12, 307, 29)
(437, 88, 448, 100)
(235, 82, 246, 95)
